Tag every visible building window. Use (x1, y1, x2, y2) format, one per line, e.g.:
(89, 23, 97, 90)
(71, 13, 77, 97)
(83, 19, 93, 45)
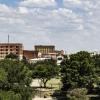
(16, 46, 19, 48)
(6, 49, 8, 51)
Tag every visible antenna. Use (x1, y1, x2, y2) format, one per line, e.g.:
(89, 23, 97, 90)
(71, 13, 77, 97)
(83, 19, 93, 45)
(8, 34, 9, 43)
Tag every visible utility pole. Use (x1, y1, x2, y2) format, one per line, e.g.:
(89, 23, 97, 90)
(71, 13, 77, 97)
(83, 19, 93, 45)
(8, 34, 10, 54)
(8, 34, 9, 43)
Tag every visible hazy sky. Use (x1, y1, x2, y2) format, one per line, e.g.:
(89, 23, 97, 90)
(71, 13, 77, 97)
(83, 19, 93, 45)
(0, 0, 100, 53)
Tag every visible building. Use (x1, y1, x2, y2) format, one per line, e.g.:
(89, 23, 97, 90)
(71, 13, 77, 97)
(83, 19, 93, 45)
(57, 55, 64, 65)
(34, 45, 64, 60)
(29, 57, 51, 63)
(0, 43, 23, 60)
(23, 50, 41, 60)
(34, 45, 55, 55)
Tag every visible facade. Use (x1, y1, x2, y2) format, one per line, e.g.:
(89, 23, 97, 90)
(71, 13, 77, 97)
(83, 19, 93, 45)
(0, 43, 23, 60)
(34, 45, 64, 60)
(29, 57, 51, 63)
(0, 43, 64, 64)
(23, 50, 40, 60)
(34, 45, 55, 55)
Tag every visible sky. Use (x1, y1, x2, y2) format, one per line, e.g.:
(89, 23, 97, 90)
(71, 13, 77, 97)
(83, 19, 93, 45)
(0, 0, 100, 53)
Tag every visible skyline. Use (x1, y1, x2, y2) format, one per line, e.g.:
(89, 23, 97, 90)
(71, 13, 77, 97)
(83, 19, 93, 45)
(0, 0, 100, 53)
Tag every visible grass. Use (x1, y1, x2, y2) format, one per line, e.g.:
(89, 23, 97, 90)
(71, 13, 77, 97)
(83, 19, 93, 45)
(46, 78, 62, 90)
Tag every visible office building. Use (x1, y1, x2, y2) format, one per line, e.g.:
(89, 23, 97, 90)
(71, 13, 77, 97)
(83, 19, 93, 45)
(0, 43, 23, 60)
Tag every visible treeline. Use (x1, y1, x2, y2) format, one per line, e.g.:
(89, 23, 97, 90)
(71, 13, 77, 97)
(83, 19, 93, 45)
(0, 51, 100, 100)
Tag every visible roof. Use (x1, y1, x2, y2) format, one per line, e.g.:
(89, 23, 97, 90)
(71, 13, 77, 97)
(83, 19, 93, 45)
(35, 45, 55, 47)
(0, 43, 23, 45)
(23, 50, 38, 53)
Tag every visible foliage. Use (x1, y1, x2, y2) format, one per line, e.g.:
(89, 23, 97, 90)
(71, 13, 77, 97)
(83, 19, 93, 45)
(0, 91, 21, 100)
(61, 51, 98, 91)
(5, 53, 19, 60)
(92, 54, 100, 93)
(0, 59, 33, 100)
(67, 88, 89, 100)
(31, 59, 59, 88)
(0, 68, 7, 82)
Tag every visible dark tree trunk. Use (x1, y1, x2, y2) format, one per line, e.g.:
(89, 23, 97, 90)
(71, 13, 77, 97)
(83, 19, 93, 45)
(42, 79, 48, 88)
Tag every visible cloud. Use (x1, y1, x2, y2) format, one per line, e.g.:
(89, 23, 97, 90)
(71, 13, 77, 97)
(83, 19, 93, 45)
(0, 0, 100, 52)
(0, 4, 11, 12)
(20, 0, 56, 8)
(18, 7, 29, 14)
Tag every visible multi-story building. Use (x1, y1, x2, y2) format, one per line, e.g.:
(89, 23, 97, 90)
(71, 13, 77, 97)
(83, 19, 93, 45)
(0, 43, 23, 60)
(34, 45, 55, 55)
(34, 45, 64, 60)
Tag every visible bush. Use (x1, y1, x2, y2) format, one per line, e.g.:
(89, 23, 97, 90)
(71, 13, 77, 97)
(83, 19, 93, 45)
(67, 88, 89, 100)
(0, 91, 21, 100)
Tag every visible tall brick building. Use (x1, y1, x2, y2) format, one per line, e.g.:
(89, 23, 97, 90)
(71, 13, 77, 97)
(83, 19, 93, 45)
(0, 43, 23, 60)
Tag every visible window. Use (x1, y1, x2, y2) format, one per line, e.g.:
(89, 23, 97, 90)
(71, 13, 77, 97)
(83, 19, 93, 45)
(6, 49, 8, 51)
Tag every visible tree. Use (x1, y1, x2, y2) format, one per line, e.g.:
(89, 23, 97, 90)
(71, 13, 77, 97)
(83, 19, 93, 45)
(0, 59, 33, 100)
(0, 91, 21, 100)
(92, 54, 100, 76)
(31, 59, 59, 88)
(61, 51, 98, 91)
(92, 54, 100, 94)
(5, 53, 18, 60)
(0, 68, 7, 82)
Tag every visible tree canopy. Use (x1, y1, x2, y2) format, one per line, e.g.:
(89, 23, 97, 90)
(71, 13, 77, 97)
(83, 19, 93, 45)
(31, 59, 59, 88)
(5, 53, 19, 60)
(61, 51, 98, 91)
(0, 59, 33, 100)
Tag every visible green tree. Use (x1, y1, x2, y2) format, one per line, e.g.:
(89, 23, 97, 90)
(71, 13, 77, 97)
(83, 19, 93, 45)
(31, 60, 59, 88)
(92, 54, 100, 94)
(5, 53, 18, 60)
(0, 91, 21, 100)
(0, 60, 33, 100)
(61, 51, 98, 91)
(0, 68, 7, 82)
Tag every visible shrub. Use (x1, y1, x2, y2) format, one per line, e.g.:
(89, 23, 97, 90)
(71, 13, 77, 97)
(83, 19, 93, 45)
(67, 88, 89, 100)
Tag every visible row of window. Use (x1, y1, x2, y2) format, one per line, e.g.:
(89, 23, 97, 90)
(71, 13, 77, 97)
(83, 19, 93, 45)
(0, 49, 19, 51)
(0, 46, 20, 48)
(36, 49, 54, 52)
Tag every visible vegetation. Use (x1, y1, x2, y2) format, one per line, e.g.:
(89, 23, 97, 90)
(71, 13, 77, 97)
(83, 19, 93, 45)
(0, 59, 33, 100)
(0, 91, 21, 100)
(0, 51, 100, 100)
(31, 59, 60, 88)
(67, 88, 89, 100)
(61, 51, 99, 92)
(5, 53, 19, 60)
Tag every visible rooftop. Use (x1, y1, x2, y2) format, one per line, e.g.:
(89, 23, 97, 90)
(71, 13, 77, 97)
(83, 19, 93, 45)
(35, 45, 55, 47)
(0, 43, 22, 45)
